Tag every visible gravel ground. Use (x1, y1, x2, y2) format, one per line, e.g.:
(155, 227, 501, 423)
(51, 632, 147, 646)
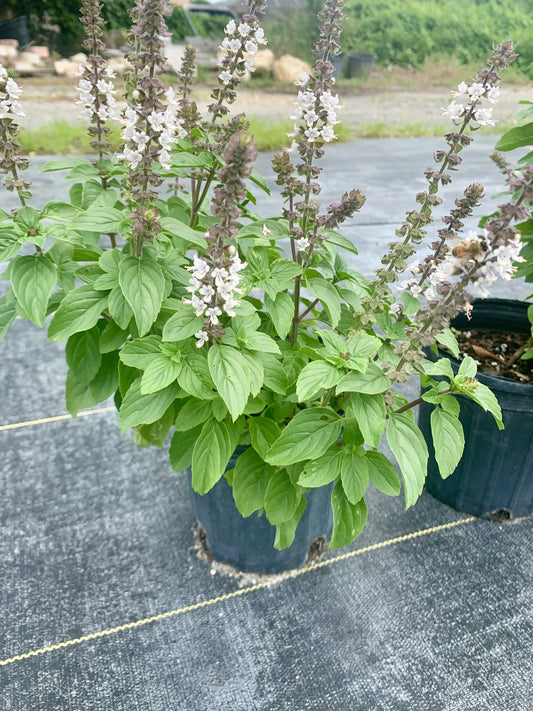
(16, 79, 531, 130)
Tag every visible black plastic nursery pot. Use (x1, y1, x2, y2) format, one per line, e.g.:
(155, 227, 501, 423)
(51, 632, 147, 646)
(345, 52, 377, 79)
(189, 447, 333, 574)
(0, 16, 31, 47)
(419, 299, 533, 520)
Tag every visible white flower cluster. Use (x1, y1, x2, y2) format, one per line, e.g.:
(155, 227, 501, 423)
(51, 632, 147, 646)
(217, 18, 267, 84)
(184, 253, 247, 347)
(442, 80, 500, 127)
(399, 228, 524, 302)
(289, 75, 341, 146)
(119, 88, 186, 170)
(76, 64, 118, 123)
(0, 67, 25, 119)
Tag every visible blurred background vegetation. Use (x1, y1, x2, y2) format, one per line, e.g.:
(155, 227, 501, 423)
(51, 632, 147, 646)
(3, 0, 532, 77)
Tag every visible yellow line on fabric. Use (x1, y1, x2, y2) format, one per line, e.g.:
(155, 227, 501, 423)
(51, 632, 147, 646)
(0, 407, 116, 431)
(0, 516, 476, 667)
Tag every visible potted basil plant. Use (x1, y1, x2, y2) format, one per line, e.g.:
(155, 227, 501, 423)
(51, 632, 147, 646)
(0, 0, 523, 572)
(420, 102, 533, 520)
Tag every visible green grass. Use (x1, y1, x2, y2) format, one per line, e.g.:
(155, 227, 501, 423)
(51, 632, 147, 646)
(18, 118, 353, 155)
(20, 121, 122, 155)
(18, 116, 514, 155)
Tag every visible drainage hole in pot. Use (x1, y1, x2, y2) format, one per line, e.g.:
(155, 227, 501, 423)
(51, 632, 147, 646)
(489, 509, 511, 521)
(307, 536, 328, 563)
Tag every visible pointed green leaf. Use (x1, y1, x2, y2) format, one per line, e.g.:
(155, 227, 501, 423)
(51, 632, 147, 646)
(119, 377, 180, 433)
(387, 412, 428, 508)
(162, 303, 204, 342)
(241, 352, 264, 397)
(463, 381, 504, 430)
(340, 452, 369, 504)
(118, 256, 165, 337)
(65, 325, 102, 384)
(306, 278, 341, 328)
(264, 468, 299, 525)
(107, 286, 133, 330)
(365, 451, 401, 496)
(119, 335, 162, 369)
(175, 398, 213, 431)
(48, 285, 107, 341)
(296, 360, 342, 402)
(0, 290, 17, 340)
(11, 255, 57, 327)
(258, 352, 287, 394)
(436, 328, 460, 359)
(160, 217, 208, 249)
(232, 447, 274, 517)
(249, 416, 280, 459)
(336, 364, 390, 395)
(430, 408, 465, 479)
(207, 344, 251, 421)
(191, 420, 233, 494)
(330, 481, 367, 550)
(238, 329, 281, 354)
(169, 424, 202, 472)
(345, 392, 386, 448)
(265, 292, 293, 339)
(65, 352, 119, 416)
(265, 407, 342, 466)
(274, 497, 307, 550)
(99, 321, 128, 353)
(140, 354, 182, 394)
(298, 447, 342, 487)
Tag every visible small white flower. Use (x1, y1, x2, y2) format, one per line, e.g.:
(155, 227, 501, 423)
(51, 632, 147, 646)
(442, 101, 465, 120)
(244, 40, 258, 55)
(195, 330, 209, 347)
(487, 86, 500, 104)
(255, 27, 267, 44)
(219, 71, 232, 86)
(5, 77, 22, 99)
(468, 82, 485, 101)
(452, 81, 468, 97)
(297, 237, 310, 252)
(474, 107, 496, 127)
(238, 22, 251, 36)
(205, 306, 222, 325)
(225, 19, 236, 35)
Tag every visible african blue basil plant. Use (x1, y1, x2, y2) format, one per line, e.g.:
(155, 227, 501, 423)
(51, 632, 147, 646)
(0, 0, 529, 551)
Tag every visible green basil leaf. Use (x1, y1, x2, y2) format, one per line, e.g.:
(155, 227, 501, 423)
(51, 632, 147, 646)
(340, 452, 369, 504)
(249, 416, 280, 459)
(162, 303, 204, 342)
(48, 285, 107, 341)
(232, 447, 274, 517)
(175, 398, 213, 431)
(296, 360, 342, 402)
(0, 290, 17, 340)
(264, 291, 293, 340)
(345, 392, 386, 448)
(436, 328, 460, 359)
(119, 335, 162, 369)
(330, 480, 367, 550)
(11, 255, 57, 327)
(464, 381, 504, 430)
(65, 325, 101, 384)
(169, 424, 202, 472)
(274, 497, 306, 550)
(207, 344, 251, 421)
(336, 363, 390, 395)
(191, 420, 233, 494)
(119, 377, 180, 433)
(238, 328, 281, 354)
(430, 408, 465, 479)
(140, 354, 183, 395)
(107, 286, 133, 330)
(298, 447, 342, 487)
(265, 407, 342, 466)
(365, 450, 401, 496)
(387, 412, 428, 508)
(306, 277, 341, 328)
(118, 256, 165, 337)
(264, 468, 299, 525)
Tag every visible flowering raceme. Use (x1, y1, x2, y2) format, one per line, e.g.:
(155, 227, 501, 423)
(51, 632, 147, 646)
(185, 252, 247, 347)
(76, 65, 118, 123)
(0, 69, 25, 119)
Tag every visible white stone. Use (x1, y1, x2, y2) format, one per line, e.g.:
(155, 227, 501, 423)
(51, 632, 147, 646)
(273, 54, 312, 84)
